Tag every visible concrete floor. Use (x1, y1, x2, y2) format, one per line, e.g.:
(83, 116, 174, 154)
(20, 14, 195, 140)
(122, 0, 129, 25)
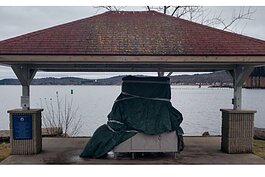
(1, 136, 265, 164)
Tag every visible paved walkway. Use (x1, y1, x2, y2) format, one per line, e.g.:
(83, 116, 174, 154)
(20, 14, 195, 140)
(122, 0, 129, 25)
(1, 137, 265, 164)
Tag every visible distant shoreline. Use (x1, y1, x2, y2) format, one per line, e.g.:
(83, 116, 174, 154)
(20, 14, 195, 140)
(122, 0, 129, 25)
(0, 71, 233, 86)
(0, 72, 263, 89)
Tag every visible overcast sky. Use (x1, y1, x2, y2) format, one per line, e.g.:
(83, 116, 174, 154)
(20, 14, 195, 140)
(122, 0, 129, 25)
(0, 6, 265, 79)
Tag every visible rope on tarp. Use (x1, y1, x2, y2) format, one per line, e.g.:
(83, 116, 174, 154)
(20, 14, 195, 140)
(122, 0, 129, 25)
(114, 92, 171, 103)
(108, 120, 124, 124)
(106, 121, 139, 133)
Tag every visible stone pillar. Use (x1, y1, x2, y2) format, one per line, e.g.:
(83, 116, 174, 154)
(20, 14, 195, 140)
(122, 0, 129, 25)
(220, 109, 256, 153)
(8, 109, 43, 155)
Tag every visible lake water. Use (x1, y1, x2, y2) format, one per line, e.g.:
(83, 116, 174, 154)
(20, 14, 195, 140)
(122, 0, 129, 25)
(0, 85, 264, 136)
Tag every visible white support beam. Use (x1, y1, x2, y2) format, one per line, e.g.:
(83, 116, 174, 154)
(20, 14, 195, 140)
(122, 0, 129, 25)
(235, 66, 255, 86)
(11, 65, 37, 110)
(229, 65, 255, 110)
(233, 85, 242, 110)
(2, 55, 265, 63)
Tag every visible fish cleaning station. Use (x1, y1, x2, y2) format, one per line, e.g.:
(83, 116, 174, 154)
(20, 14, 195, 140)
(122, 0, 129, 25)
(1, 11, 265, 163)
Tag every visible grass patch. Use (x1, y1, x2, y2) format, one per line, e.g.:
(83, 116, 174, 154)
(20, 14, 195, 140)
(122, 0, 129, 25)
(0, 143, 10, 162)
(253, 139, 265, 159)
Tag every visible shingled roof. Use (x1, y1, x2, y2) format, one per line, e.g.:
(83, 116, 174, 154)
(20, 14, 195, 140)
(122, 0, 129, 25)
(1, 10, 265, 56)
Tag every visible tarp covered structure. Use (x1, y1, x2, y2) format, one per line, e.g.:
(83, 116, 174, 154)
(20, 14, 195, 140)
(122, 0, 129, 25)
(80, 76, 183, 158)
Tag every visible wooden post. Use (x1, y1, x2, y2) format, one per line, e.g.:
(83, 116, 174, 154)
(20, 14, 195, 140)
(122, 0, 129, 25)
(11, 65, 37, 110)
(228, 66, 254, 110)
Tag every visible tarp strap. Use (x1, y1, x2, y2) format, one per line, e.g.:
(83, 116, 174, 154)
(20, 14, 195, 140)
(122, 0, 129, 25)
(116, 92, 170, 102)
(106, 124, 116, 133)
(114, 97, 136, 102)
(108, 120, 124, 124)
(106, 123, 139, 133)
(125, 130, 138, 133)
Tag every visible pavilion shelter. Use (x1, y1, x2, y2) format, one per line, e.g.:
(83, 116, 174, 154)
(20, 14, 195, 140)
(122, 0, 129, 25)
(1, 11, 265, 154)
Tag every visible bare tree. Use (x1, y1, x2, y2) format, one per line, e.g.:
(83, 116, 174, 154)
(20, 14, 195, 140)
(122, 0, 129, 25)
(94, 6, 125, 12)
(203, 7, 255, 31)
(146, 6, 256, 76)
(98, 6, 255, 33)
(97, 6, 256, 77)
(144, 6, 255, 31)
(40, 91, 82, 137)
(146, 6, 205, 20)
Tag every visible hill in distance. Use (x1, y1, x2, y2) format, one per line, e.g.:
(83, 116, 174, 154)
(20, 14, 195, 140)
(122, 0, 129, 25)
(0, 71, 232, 86)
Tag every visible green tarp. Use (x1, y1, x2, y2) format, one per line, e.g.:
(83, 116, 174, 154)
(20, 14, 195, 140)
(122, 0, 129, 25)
(80, 76, 183, 158)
